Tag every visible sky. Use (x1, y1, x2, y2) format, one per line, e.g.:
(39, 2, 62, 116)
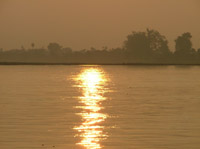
(0, 0, 199, 51)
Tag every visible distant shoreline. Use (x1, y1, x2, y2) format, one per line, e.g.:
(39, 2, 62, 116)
(1, 62, 200, 66)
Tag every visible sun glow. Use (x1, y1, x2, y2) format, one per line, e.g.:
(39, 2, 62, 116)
(74, 67, 109, 149)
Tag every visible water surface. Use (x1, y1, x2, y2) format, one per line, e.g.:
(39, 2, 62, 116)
(0, 65, 200, 149)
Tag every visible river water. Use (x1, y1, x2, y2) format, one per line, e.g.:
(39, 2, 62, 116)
(0, 65, 200, 149)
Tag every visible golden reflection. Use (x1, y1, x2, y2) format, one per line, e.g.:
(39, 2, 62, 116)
(74, 67, 108, 149)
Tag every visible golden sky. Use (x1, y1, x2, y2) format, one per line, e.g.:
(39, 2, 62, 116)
(0, 0, 199, 50)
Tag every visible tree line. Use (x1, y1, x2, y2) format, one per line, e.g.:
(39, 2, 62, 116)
(0, 29, 200, 64)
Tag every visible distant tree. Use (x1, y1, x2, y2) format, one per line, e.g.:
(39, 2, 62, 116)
(173, 32, 198, 63)
(198, 48, 200, 54)
(175, 32, 193, 55)
(47, 43, 62, 56)
(0, 48, 3, 53)
(90, 47, 98, 52)
(147, 29, 171, 56)
(197, 48, 200, 58)
(174, 32, 196, 63)
(124, 29, 171, 63)
(0, 48, 3, 59)
(62, 47, 72, 54)
(31, 43, 35, 49)
(124, 31, 152, 62)
(21, 46, 25, 50)
(102, 46, 108, 51)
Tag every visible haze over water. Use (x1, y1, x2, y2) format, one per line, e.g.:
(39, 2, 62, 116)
(0, 65, 200, 149)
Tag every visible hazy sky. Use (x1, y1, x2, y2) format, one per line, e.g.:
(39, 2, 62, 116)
(0, 0, 199, 50)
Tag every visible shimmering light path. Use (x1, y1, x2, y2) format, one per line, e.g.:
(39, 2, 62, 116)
(74, 67, 109, 149)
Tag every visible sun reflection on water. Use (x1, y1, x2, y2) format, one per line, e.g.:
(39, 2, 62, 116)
(74, 67, 109, 149)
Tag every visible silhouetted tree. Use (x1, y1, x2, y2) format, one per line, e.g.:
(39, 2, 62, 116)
(47, 43, 62, 56)
(124, 31, 152, 62)
(0, 29, 199, 64)
(198, 48, 200, 54)
(197, 48, 200, 59)
(124, 29, 171, 63)
(62, 47, 72, 54)
(21, 46, 25, 50)
(0, 48, 3, 59)
(174, 32, 196, 63)
(175, 33, 193, 54)
(147, 29, 171, 56)
(31, 43, 35, 49)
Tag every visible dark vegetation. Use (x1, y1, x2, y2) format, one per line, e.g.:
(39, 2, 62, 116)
(0, 29, 200, 64)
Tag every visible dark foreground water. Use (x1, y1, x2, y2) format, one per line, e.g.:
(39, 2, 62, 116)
(0, 65, 200, 149)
